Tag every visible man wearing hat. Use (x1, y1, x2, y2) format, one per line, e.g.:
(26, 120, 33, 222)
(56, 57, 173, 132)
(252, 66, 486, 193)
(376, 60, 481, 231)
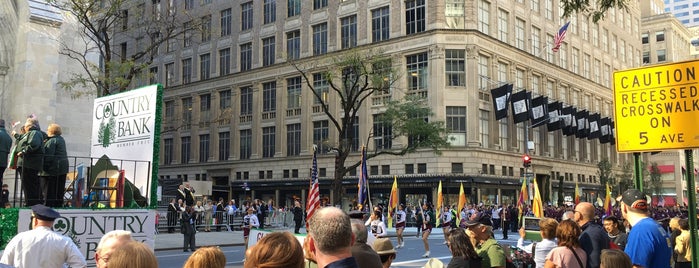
(620, 189, 672, 268)
(0, 119, 11, 186)
(464, 212, 507, 268)
(373, 238, 396, 268)
(0, 204, 86, 267)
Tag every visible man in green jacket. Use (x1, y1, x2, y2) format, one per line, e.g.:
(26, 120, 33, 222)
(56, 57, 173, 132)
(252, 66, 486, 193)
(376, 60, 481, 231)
(465, 212, 507, 268)
(15, 119, 45, 206)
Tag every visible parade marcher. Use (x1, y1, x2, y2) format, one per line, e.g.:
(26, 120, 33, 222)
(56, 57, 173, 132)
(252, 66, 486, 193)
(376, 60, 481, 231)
(184, 182, 196, 206)
(39, 123, 68, 208)
(420, 203, 435, 258)
(367, 209, 387, 238)
(13, 119, 45, 206)
(181, 206, 196, 252)
(441, 205, 453, 244)
(0, 204, 87, 268)
(176, 184, 187, 205)
(394, 204, 407, 248)
(243, 207, 260, 251)
(293, 200, 304, 234)
(620, 189, 672, 268)
(167, 198, 179, 233)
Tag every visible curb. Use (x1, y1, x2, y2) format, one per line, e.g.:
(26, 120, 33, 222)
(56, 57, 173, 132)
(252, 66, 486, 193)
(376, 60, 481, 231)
(155, 243, 244, 252)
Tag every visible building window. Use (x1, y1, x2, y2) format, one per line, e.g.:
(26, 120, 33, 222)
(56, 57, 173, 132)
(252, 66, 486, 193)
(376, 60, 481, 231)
(445, 49, 465, 86)
(373, 114, 392, 150)
(417, 163, 427, 173)
(219, 90, 231, 109)
(406, 52, 428, 96)
(184, 0, 194, 10)
(199, 53, 210, 80)
(120, 9, 128, 30)
(201, 15, 211, 42)
(447, 106, 466, 146)
(221, 8, 232, 36)
(240, 86, 253, 116)
(182, 97, 192, 126)
(480, 110, 489, 148)
(240, 42, 252, 71)
(183, 21, 192, 47)
(181, 136, 191, 164)
(149, 66, 158, 84)
(262, 37, 275, 66)
(200, 94, 211, 113)
(656, 31, 665, 42)
(478, 0, 490, 34)
(262, 126, 275, 158)
(340, 15, 357, 49)
(287, 123, 301, 156)
(165, 62, 174, 87)
(405, 164, 414, 174)
(370, 165, 379, 176)
(218, 132, 230, 161)
(288, 0, 301, 17)
(163, 138, 173, 164)
(381, 165, 390, 175)
(657, 49, 666, 62)
(312, 23, 328, 55)
(405, 0, 425, 35)
(240, 129, 252, 159)
(219, 48, 230, 76)
(515, 18, 525, 50)
(263, 81, 277, 112)
(642, 51, 650, 64)
(287, 77, 302, 109)
(497, 8, 508, 42)
(371, 6, 390, 42)
(264, 0, 276, 24)
(531, 26, 540, 57)
(313, 0, 327, 9)
(313, 120, 329, 154)
(241, 2, 253, 31)
(286, 30, 300, 60)
(182, 58, 192, 84)
(199, 134, 209, 162)
(452, 163, 463, 173)
(312, 73, 329, 104)
(641, 33, 648, 44)
(347, 116, 360, 152)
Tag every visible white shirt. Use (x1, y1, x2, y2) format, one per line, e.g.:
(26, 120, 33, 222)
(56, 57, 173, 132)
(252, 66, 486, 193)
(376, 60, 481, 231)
(395, 210, 407, 224)
(369, 219, 387, 237)
(442, 210, 453, 224)
(517, 237, 558, 268)
(492, 208, 502, 219)
(243, 214, 259, 228)
(0, 226, 86, 268)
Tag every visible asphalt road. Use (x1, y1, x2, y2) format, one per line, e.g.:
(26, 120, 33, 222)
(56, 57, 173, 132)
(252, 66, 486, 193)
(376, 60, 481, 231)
(155, 231, 520, 268)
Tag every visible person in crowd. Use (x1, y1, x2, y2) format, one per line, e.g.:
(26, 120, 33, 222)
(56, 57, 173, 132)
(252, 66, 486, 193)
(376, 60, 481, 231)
(674, 218, 691, 268)
(107, 241, 158, 268)
(509, 205, 519, 232)
(394, 203, 407, 248)
(258, 199, 267, 228)
(561, 211, 575, 221)
(215, 197, 225, 231)
(491, 205, 501, 230)
(244, 231, 304, 268)
(176, 184, 187, 205)
(0, 119, 11, 186)
(446, 228, 482, 268)
(184, 182, 196, 206)
(167, 198, 179, 233)
(243, 207, 260, 251)
(203, 198, 213, 232)
(518, 217, 559, 268)
(544, 219, 587, 268)
(182, 206, 197, 252)
(373, 238, 397, 268)
(350, 219, 383, 268)
(367, 209, 387, 238)
(225, 199, 237, 231)
(441, 205, 454, 244)
(307, 207, 359, 268)
(600, 249, 632, 268)
(603, 216, 628, 250)
(13, 119, 45, 206)
(620, 189, 672, 268)
(575, 202, 609, 268)
(183, 246, 226, 268)
(464, 212, 506, 268)
(39, 123, 68, 208)
(669, 217, 681, 265)
(95, 230, 134, 268)
(0, 184, 9, 208)
(0, 204, 86, 267)
(420, 203, 436, 258)
(501, 204, 510, 239)
(293, 200, 304, 234)
(194, 200, 205, 230)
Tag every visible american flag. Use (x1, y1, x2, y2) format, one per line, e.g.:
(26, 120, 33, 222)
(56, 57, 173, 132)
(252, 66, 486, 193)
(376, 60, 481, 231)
(306, 147, 319, 227)
(552, 21, 570, 52)
(358, 147, 368, 211)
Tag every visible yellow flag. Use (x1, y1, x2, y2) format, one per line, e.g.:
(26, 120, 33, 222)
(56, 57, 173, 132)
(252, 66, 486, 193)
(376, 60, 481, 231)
(532, 178, 544, 218)
(457, 183, 466, 223)
(388, 176, 398, 227)
(436, 180, 443, 226)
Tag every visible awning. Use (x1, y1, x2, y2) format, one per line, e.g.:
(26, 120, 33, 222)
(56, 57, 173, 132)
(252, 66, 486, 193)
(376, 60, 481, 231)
(649, 165, 674, 174)
(652, 196, 677, 207)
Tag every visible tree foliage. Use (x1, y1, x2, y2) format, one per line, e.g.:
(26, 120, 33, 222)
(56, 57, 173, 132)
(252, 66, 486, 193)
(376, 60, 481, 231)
(649, 162, 663, 197)
(293, 49, 451, 205)
(49, 0, 198, 97)
(560, 0, 630, 22)
(597, 159, 615, 193)
(617, 161, 634, 194)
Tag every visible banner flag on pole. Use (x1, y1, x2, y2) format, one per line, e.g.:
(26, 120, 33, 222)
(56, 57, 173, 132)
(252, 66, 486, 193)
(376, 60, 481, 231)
(518, 179, 528, 222)
(458, 183, 466, 223)
(532, 178, 544, 218)
(575, 180, 581, 205)
(588, 113, 601, 140)
(388, 176, 399, 228)
(436, 180, 443, 227)
(511, 90, 530, 123)
(552, 21, 570, 52)
(491, 84, 513, 120)
(575, 110, 589, 138)
(547, 101, 563, 131)
(530, 96, 549, 126)
(306, 147, 320, 228)
(358, 146, 369, 211)
(604, 183, 612, 216)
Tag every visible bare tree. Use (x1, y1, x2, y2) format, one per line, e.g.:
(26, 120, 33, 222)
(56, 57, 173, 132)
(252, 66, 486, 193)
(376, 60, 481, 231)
(49, 0, 200, 97)
(293, 49, 451, 205)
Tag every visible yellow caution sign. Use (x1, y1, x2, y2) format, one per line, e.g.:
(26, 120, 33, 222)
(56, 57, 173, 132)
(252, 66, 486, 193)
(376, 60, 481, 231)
(613, 60, 699, 152)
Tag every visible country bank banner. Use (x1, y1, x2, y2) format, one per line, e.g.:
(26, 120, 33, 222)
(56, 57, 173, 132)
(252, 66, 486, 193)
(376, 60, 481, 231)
(91, 85, 163, 206)
(17, 209, 156, 267)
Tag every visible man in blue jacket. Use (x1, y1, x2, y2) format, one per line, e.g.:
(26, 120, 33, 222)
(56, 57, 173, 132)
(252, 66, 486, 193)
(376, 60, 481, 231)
(575, 202, 609, 268)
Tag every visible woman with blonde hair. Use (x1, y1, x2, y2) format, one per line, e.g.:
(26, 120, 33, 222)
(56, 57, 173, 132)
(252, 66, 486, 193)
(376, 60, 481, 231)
(184, 246, 226, 268)
(244, 231, 304, 268)
(518, 217, 559, 268)
(107, 241, 158, 268)
(544, 220, 587, 268)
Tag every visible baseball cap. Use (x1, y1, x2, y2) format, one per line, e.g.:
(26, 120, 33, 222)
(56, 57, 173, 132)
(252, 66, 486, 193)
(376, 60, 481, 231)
(618, 189, 648, 210)
(463, 212, 492, 227)
(373, 238, 396, 255)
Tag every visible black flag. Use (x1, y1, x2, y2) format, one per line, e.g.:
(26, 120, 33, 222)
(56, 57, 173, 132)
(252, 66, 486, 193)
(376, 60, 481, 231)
(529, 96, 549, 127)
(491, 84, 513, 120)
(547, 101, 563, 131)
(599, 117, 611, 144)
(587, 113, 601, 140)
(575, 110, 589, 138)
(510, 90, 530, 123)
(610, 120, 616, 145)
(562, 106, 575, 136)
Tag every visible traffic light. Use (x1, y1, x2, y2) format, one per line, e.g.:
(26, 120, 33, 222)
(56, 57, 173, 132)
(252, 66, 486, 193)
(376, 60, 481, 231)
(523, 154, 532, 168)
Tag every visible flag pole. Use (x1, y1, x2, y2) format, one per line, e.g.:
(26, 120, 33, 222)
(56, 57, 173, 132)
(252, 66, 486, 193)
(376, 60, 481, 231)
(365, 150, 374, 211)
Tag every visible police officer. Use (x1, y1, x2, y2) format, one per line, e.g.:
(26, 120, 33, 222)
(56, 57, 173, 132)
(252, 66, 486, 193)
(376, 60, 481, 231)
(0, 205, 86, 267)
